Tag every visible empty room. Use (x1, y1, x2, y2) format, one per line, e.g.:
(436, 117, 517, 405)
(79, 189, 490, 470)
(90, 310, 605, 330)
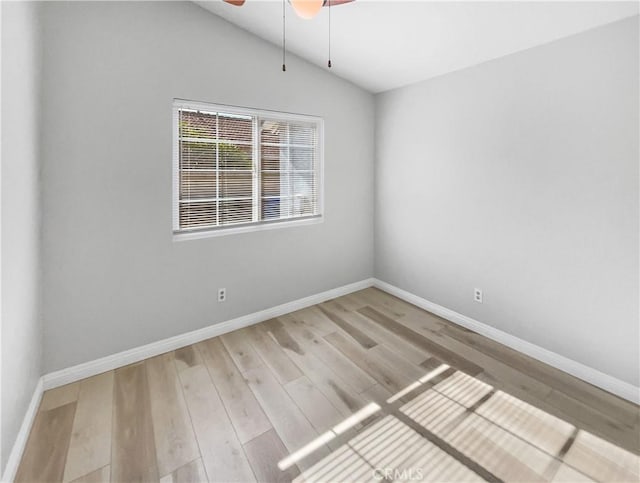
(1, 0, 638, 482)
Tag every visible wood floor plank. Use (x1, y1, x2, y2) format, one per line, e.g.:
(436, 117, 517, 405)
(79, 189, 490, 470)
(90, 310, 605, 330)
(475, 389, 577, 457)
(563, 430, 639, 482)
(390, 313, 600, 426)
(179, 364, 256, 482)
(285, 376, 345, 437)
(146, 352, 200, 477)
(349, 288, 408, 319)
(244, 429, 301, 482)
(348, 416, 445, 481)
(316, 303, 378, 349)
(357, 305, 484, 377)
(368, 344, 426, 382)
(544, 389, 640, 453)
(197, 337, 272, 443)
(244, 364, 330, 467)
(221, 328, 264, 373)
(174, 345, 201, 373)
(15, 402, 77, 483)
(280, 314, 378, 393)
(551, 464, 595, 482)
(363, 287, 449, 323)
(323, 299, 432, 365)
(325, 331, 415, 395)
(63, 371, 114, 482)
(159, 459, 207, 483)
(421, 356, 445, 371)
(360, 384, 394, 405)
(445, 414, 555, 482)
(439, 323, 640, 428)
(265, 318, 367, 417)
(68, 465, 110, 483)
(477, 368, 638, 457)
(330, 293, 367, 312)
(422, 329, 554, 402)
(294, 445, 370, 483)
(289, 306, 341, 337)
(352, 288, 452, 332)
(40, 382, 80, 411)
(395, 313, 552, 410)
(112, 363, 159, 483)
(245, 324, 302, 384)
(291, 305, 371, 348)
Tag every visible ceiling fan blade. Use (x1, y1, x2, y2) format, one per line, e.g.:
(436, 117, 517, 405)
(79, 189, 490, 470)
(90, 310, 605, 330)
(223, 0, 246, 6)
(323, 0, 354, 6)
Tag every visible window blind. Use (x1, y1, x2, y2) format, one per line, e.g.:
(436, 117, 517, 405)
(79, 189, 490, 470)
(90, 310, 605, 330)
(175, 102, 322, 235)
(260, 118, 319, 221)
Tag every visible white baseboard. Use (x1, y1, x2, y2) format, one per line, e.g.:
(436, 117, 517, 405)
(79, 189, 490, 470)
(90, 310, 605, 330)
(42, 278, 375, 390)
(373, 279, 640, 405)
(1, 378, 43, 483)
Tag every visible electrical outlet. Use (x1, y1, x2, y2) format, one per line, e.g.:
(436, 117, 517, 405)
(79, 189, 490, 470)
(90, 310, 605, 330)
(474, 288, 483, 304)
(218, 288, 226, 302)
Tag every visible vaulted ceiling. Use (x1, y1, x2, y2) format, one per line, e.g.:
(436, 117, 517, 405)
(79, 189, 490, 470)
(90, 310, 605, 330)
(197, 1, 639, 93)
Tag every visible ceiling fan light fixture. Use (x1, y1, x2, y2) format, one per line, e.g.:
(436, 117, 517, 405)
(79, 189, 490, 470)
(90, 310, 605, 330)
(290, 0, 324, 19)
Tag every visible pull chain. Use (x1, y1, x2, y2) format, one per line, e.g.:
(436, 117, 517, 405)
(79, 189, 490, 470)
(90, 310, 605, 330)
(282, 0, 286, 71)
(327, 0, 332, 68)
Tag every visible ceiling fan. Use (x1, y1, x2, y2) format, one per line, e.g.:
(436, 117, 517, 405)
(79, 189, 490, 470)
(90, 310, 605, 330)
(223, 0, 355, 72)
(223, 0, 355, 19)
(222, 0, 355, 70)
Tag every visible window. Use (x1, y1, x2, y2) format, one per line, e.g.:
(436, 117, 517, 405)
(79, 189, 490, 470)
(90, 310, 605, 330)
(173, 100, 323, 239)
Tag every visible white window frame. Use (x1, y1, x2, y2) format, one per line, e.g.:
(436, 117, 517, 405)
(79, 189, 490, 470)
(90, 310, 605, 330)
(172, 99, 324, 241)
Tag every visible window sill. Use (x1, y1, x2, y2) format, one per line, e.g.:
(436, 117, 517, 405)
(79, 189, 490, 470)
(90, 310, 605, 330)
(173, 215, 324, 242)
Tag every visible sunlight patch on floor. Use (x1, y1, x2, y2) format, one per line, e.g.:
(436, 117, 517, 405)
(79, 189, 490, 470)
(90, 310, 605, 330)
(281, 368, 640, 482)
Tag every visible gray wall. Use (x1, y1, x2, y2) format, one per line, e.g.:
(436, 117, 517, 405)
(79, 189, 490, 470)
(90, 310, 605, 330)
(40, 1, 374, 372)
(1, 1, 42, 472)
(375, 17, 639, 386)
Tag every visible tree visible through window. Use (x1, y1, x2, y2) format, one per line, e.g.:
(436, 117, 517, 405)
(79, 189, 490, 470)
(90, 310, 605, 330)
(174, 101, 323, 237)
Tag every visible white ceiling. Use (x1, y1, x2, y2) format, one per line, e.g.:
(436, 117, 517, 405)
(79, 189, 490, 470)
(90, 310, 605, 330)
(196, 1, 639, 93)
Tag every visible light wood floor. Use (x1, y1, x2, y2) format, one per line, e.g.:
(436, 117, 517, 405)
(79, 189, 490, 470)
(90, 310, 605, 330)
(16, 288, 640, 482)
